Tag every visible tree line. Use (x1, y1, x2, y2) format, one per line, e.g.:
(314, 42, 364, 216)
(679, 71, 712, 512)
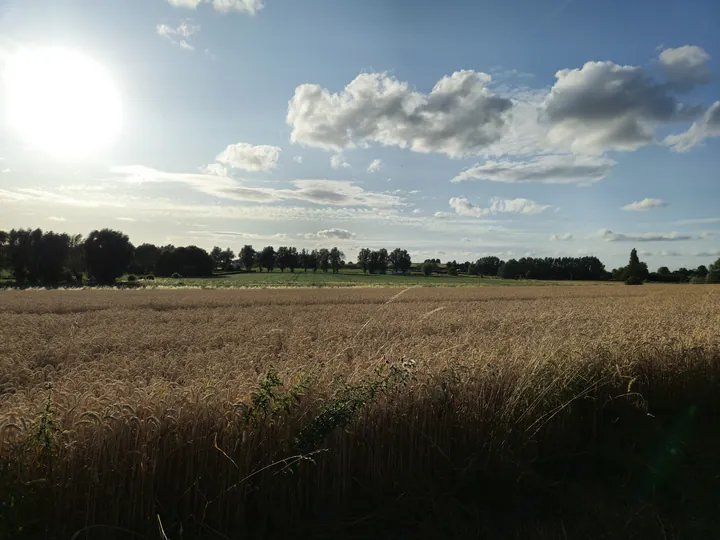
(1, 227, 718, 286)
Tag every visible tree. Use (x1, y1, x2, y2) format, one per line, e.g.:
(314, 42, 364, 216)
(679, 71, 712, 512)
(696, 265, 708, 278)
(623, 248, 649, 283)
(329, 247, 345, 273)
(239, 245, 256, 272)
(318, 248, 330, 273)
(421, 260, 435, 276)
(211, 246, 223, 269)
(368, 248, 388, 274)
(287, 247, 299, 272)
(37, 232, 71, 285)
(85, 229, 134, 285)
(0, 231, 8, 273)
(308, 249, 319, 273)
(389, 248, 412, 274)
(156, 246, 214, 277)
(220, 248, 234, 270)
(657, 266, 670, 275)
(707, 258, 720, 284)
(134, 243, 160, 275)
(357, 248, 371, 274)
(259, 246, 276, 272)
(299, 248, 310, 272)
(276, 247, 291, 272)
(476, 256, 501, 277)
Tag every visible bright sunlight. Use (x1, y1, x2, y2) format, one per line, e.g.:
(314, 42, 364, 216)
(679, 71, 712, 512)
(3, 46, 122, 158)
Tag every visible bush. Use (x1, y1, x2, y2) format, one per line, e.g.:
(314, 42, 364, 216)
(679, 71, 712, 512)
(171, 273, 183, 279)
(690, 276, 705, 284)
(145, 275, 155, 281)
(127, 274, 138, 282)
(624, 276, 643, 285)
(448, 267, 458, 276)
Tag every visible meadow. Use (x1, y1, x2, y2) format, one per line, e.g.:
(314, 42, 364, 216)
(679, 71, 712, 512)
(1, 284, 720, 539)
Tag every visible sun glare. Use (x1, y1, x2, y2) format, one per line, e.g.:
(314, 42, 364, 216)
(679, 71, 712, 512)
(3, 46, 122, 158)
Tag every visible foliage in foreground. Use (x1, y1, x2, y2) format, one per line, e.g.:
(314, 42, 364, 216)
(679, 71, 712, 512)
(1, 286, 719, 539)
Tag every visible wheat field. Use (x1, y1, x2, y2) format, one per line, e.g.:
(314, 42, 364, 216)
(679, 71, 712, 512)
(1, 284, 720, 539)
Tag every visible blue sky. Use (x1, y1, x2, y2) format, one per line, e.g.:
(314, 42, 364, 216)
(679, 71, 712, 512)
(0, 0, 719, 269)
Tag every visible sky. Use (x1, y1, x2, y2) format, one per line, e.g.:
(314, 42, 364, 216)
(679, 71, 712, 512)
(0, 0, 719, 269)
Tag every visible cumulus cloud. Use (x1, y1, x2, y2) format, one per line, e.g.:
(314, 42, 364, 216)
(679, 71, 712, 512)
(215, 143, 281, 171)
(112, 166, 402, 207)
(287, 70, 513, 158)
(156, 20, 200, 50)
(168, 0, 264, 14)
(449, 196, 552, 217)
(314, 228, 355, 240)
(665, 101, 720, 152)
(330, 154, 350, 169)
(621, 198, 667, 211)
(543, 61, 697, 153)
(452, 154, 615, 184)
(592, 229, 693, 242)
(550, 233, 573, 241)
(658, 45, 711, 91)
(367, 158, 383, 173)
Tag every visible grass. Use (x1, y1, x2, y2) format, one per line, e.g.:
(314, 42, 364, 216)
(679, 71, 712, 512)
(1, 285, 719, 539)
(142, 270, 589, 288)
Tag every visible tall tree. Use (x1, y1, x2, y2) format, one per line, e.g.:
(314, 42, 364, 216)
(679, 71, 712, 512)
(318, 248, 330, 273)
(368, 248, 388, 274)
(696, 265, 708, 278)
(259, 246, 276, 273)
(156, 246, 214, 277)
(239, 245, 256, 272)
(707, 258, 720, 284)
(37, 232, 71, 285)
(211, 246, 223, 269)
(657, 266, 670, 275)
(309, 249, 319, 273)
(134, 243, 160, 275)
(357, 248, 371, 274)
(624, 248, 649, 282)
(276, 247, 291, 272)
(287, 247, 299, 272)
(85, 229, 134, 285)
(299, 248, 310, 273)
(329, 247, 345, 274)
(220, 248, 235, 270)
(389, 248, 412, 274)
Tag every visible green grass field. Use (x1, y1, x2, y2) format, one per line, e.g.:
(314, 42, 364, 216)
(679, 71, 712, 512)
(143, 270, 586, 288)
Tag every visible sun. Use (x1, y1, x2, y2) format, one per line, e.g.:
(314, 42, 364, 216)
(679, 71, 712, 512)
(3, 46, 122, 158)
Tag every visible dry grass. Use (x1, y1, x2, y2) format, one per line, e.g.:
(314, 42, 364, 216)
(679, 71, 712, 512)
(1, 284, 720, 539)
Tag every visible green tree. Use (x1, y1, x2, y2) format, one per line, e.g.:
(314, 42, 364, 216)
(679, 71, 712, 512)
(389, 248, 412, 274)
(707, 258, 720, 284)
(85, 229, 135, 285)
(329, 247, 345, 273)
(299, 248, 310, 272)
(287, 247, 299, 272)
(259, 246, 276, 272)
(421, 260, 435, 276)
(134, 243, 160, 275)
(357, 248, 371, 274)
(276, 247, 291, 272)
(624, 248, 649, 283)
(318, 248, 330, 273)
(211, 246, 223, 269)
(309, 249, 319, 273)
(220, 248, 234, 270)
(696, 265, 708, 278)
(657, 266, 670, 275)
(156, 246, 214, 277)
(239, 245, 256, 272)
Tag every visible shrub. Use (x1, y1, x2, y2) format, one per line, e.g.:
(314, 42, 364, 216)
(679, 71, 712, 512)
(624, 276, 643, 285)
(171, 272, 183, 279)
(145, 275, 155, 281)
(690, 276, 705, 284)
(448, 267, 458, 276)
(127, 274, 138, 282)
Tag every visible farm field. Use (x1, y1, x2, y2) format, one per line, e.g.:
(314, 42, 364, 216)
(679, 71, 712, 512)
(1, 284, 720, 539)
(140, 270, 573, 288)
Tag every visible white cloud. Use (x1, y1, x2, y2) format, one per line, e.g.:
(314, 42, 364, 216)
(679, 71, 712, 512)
(460, 237, 472, 242)
(167, 0, 264, 15)
(544, 61, 696, 154)
(315, 228, 355, 240)
(287, 70, 513, 158)
(452, 154, 615, 184)
(550, 233, 573, 241)
(665, 101, 720, 152)
(449, 197, 552, 217)
(156, 20, 200, 51)
(48, 216, 67, 222)
(621, 198, 667, 211)
(412, 208, 423, 215)
(293, 156, 303, 163)
(367, 158, 383, 173)
(330, 154, 350, 169)
(112, 166, 402, 207)
(592, 229, 693, 242)
(658, 45, 711, 91)
(215, 143, 281, 171)
(117, 217, 136, 222)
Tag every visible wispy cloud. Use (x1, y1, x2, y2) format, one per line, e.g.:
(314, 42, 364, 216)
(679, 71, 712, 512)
(592, 229, 693, 242)
(550, 233, 573, 241)
(621, 198, 667, 211)
(449, 197, 552, 217)
(367, 159, 383, 173)
(157, 20, 200, 51)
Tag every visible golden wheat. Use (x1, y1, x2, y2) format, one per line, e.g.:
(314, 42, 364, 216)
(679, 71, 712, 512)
(1, 283, 719, 538)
